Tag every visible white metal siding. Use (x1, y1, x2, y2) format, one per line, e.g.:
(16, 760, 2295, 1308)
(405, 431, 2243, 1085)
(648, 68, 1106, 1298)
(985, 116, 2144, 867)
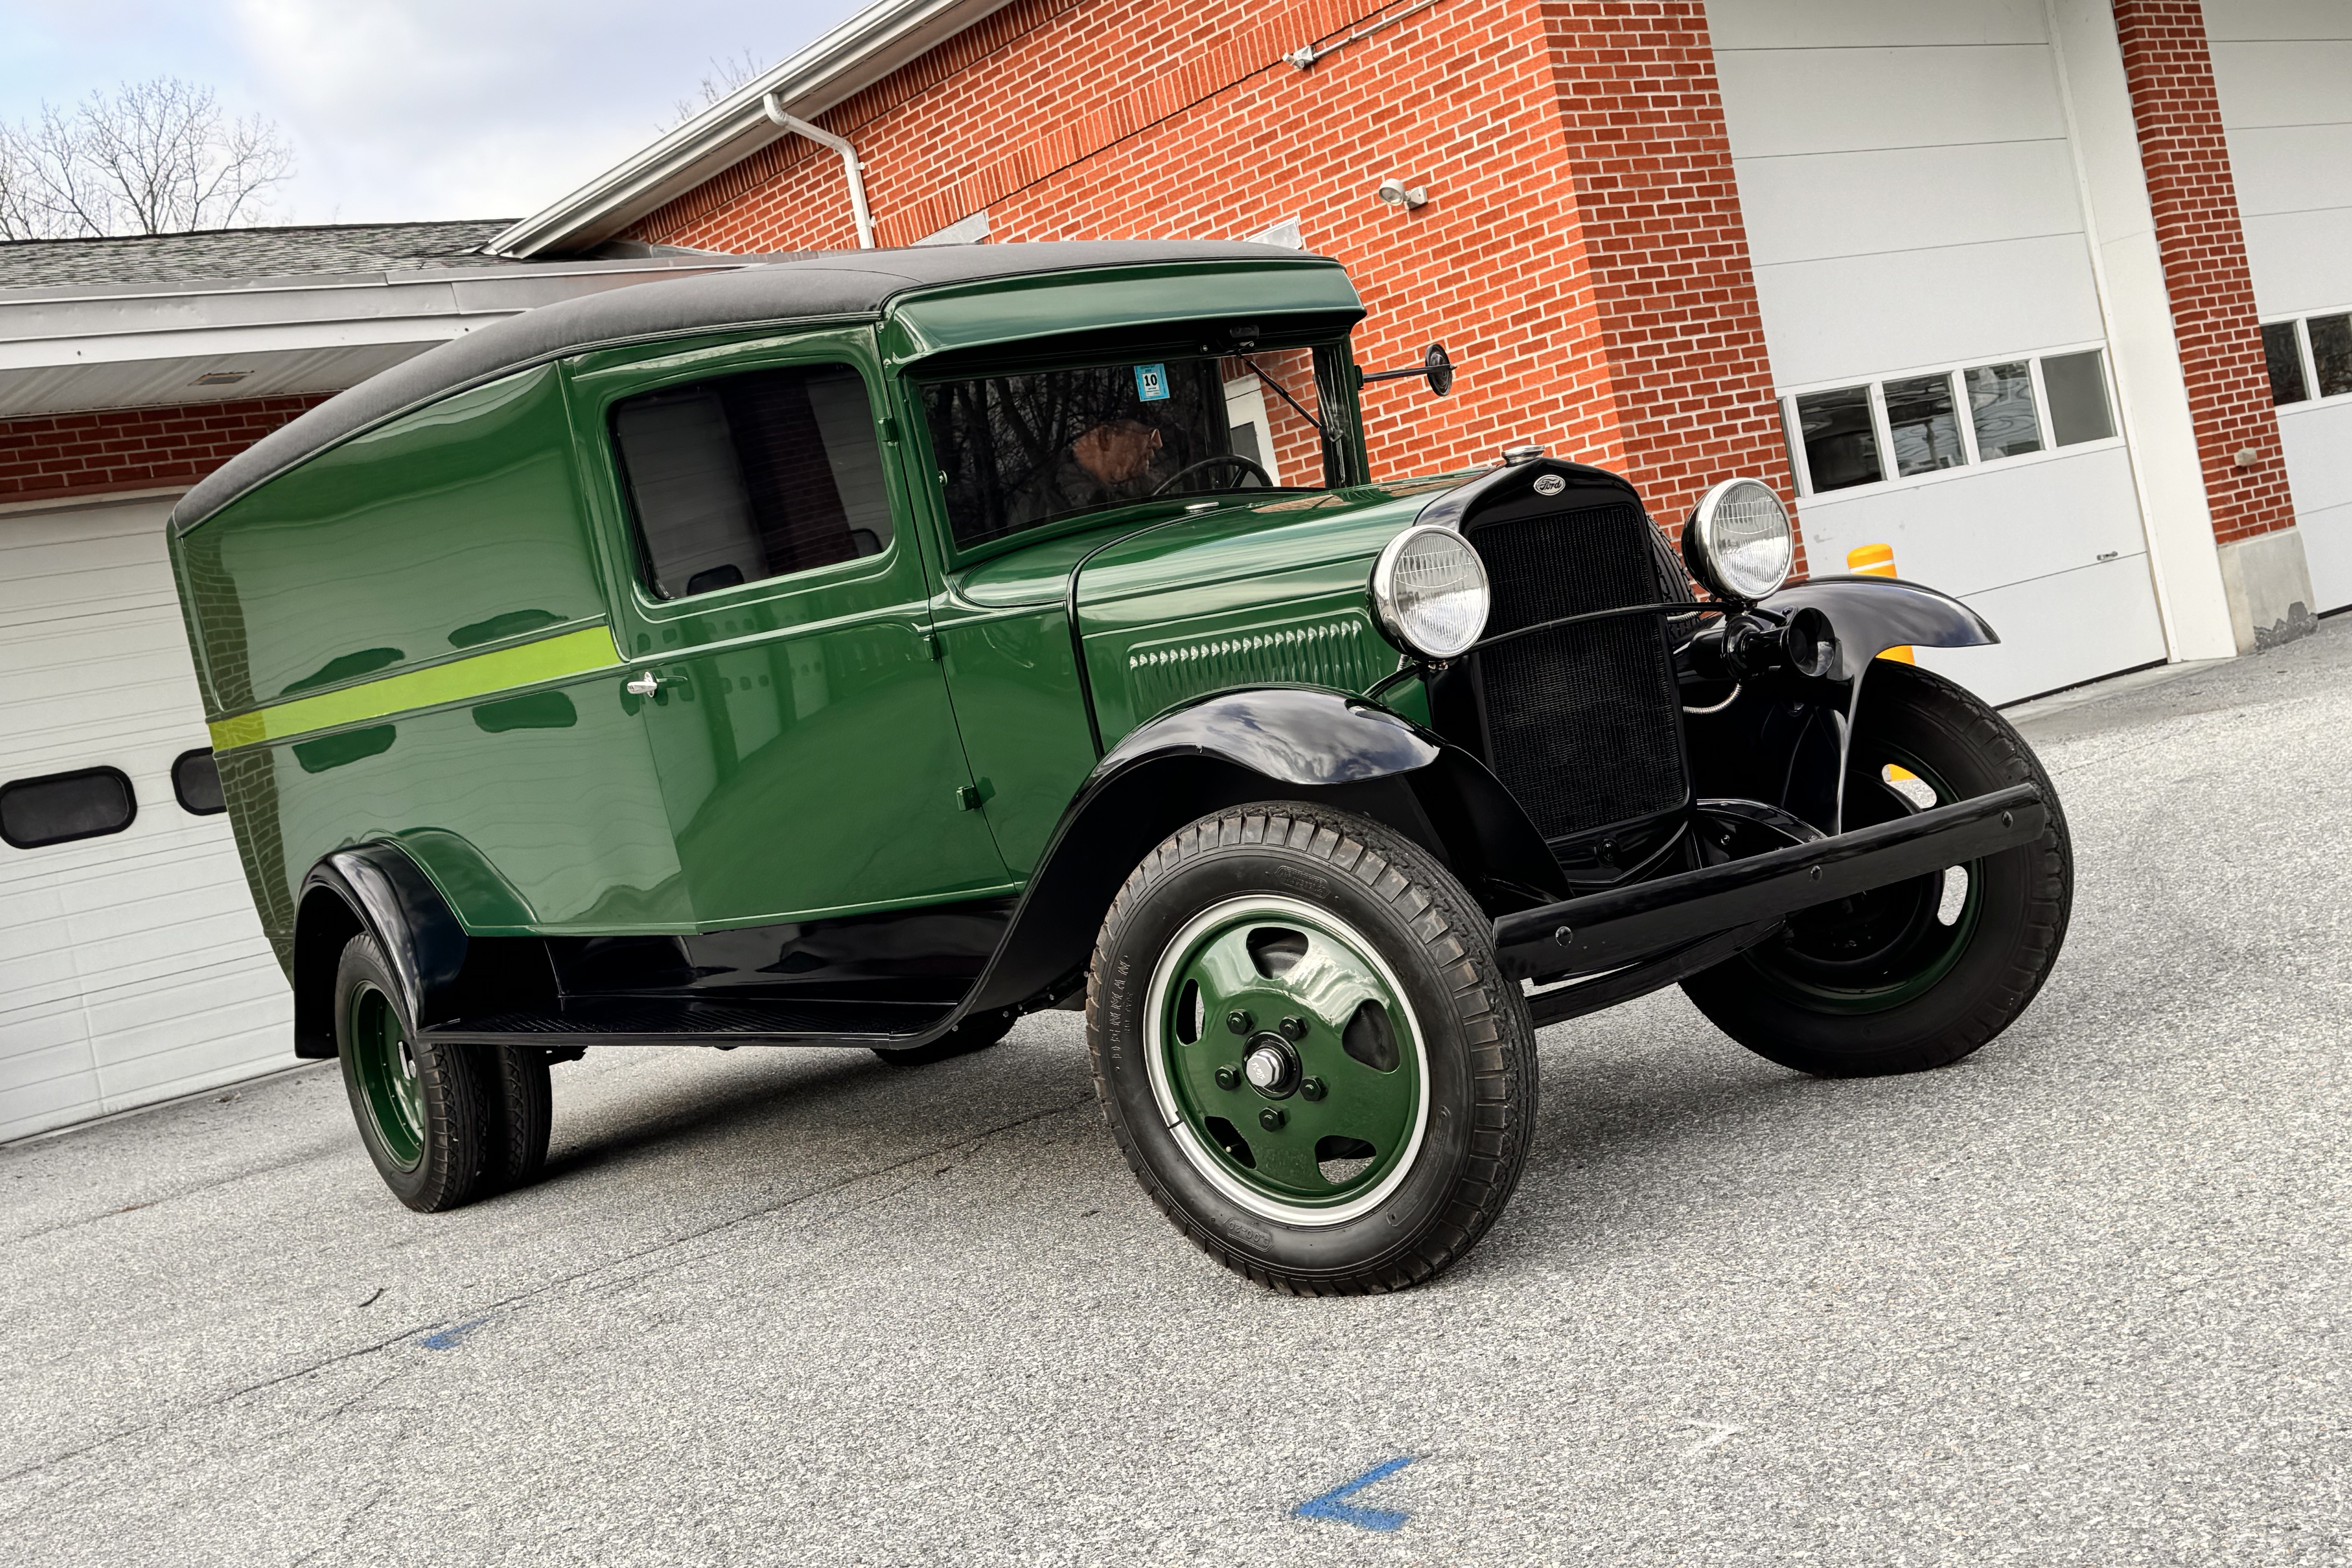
(1708, 0, 2169, 702)
(0, 493, 290, 1143)
(2207, 0, 2352, 611)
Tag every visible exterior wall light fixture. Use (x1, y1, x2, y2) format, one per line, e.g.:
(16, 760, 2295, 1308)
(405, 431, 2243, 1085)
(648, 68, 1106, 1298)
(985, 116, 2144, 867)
(1376, 178, 1428, 210)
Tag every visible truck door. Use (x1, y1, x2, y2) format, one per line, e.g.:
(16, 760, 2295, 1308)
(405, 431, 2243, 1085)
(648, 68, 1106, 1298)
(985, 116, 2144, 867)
(577, 333, 1009, 927)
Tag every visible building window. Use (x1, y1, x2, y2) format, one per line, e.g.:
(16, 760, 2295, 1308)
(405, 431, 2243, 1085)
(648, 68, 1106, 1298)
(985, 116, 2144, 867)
(1783, 344, 2128, 497)
(0, 766, 137, 850)
(2042, 350, 2114, 446)
(1885, 373, 1965, 476)
(609, 362, 892, 601)
(2311, 313, 2352, 400)
(2263, 321, 2310, 404)
(1964, 362, 2042, 459)
(1794, 386, 1881, 491)
(172, 749, 226, 815)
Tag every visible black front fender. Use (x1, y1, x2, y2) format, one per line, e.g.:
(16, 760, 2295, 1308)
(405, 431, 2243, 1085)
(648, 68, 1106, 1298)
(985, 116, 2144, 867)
(1684, 576, 1998, 835)
(965, 686, 1562, 1013)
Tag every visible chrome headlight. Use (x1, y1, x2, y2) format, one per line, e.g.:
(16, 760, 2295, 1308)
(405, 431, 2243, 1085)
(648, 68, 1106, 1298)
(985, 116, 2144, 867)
(1371, 525, 1490, 660)
(1682, 478, 1793, 602)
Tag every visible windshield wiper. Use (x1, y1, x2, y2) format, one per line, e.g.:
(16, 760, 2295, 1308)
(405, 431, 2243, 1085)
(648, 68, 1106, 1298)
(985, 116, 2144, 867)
(1239, 355, 1328, 443)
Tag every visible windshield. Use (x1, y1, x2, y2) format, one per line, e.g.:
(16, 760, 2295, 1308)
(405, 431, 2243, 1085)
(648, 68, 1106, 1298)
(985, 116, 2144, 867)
(919, 345, 1353, 551)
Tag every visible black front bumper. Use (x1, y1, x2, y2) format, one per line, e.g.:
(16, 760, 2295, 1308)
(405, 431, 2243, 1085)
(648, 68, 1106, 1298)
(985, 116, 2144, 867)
(1493, 783, 2049, 981)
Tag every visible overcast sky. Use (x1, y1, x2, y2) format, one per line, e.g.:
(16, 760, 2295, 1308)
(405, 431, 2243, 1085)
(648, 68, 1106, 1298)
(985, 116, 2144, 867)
(0, 0, 867, 226)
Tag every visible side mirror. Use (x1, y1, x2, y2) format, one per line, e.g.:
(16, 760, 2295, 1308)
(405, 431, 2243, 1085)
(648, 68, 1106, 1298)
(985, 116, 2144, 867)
(1361, 342, 1454, 397)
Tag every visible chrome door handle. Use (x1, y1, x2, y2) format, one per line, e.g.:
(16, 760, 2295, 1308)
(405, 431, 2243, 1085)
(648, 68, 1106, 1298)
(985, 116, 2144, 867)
(625, 671, 661, 697)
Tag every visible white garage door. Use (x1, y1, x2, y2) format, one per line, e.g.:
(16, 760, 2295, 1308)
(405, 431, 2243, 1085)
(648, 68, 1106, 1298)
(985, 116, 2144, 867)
(2208, 0, 2352, 612)
(1, 491, 290, 1143)
(1708, 0, 2171, 704)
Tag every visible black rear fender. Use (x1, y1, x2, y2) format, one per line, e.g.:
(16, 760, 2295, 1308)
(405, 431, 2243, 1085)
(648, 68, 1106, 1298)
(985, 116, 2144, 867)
(293, 843, 553, 1058)
(966, 686, 1561, 1013)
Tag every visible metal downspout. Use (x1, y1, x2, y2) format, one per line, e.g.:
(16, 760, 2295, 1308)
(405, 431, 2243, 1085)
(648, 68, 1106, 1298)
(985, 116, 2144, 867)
(762, 93, 875, 249)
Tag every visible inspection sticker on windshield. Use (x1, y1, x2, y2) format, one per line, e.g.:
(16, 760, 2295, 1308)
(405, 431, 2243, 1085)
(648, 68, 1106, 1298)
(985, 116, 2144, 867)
(1133, 363, 1170, 402)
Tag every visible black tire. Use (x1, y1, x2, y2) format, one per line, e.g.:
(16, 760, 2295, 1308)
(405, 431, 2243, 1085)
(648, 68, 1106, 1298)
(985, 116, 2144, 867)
(1682, 660, 2072, 1077)
(1088, 802, 1537, 1295)
(482, 1046, 552, 1192)
(333, 933, 495, 1211)
(872, 1006, 1017, 1068)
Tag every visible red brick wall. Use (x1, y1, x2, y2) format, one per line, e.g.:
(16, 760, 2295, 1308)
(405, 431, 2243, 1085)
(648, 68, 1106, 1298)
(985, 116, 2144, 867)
(0, 395, 328, 509)
(2113, 0, 2295, 548)
(629, 0, 1794, 554)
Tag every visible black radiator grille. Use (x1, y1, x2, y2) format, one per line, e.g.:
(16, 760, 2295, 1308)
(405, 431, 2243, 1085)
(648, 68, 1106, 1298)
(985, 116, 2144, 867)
(1469, 504, 1689, 841)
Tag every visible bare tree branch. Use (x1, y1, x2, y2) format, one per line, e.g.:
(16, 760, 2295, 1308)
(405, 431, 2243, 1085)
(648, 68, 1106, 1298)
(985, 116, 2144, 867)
(0, 77, 294, 239)
(667, 50, 765, 131)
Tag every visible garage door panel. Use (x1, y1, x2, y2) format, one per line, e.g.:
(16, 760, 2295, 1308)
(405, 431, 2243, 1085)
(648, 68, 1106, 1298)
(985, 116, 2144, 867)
(2206, 39, 2352, 125)
(1794, 446, 2149, 599)
(2279, 402, 2352, 505)
(0, 532, 173, 590)
(1752, 234, 2106, 386)
(0, 1063, 107, 1142)
(2297, 503, 2352, 611)
(1714, 43, 2064, 158)
(0, 1037, 100, 1106)
(2204, 0, 2352, 43)
(1734, 140, 2082, 266)
(1913, 556, 2171, 706)
(1707, 0, 2047, 51)
(2222, 124, 2352, 218)
(2242, 208, 2352, 317)
(94, 1008, 289, 1090)
(2, 495, 287, 1141)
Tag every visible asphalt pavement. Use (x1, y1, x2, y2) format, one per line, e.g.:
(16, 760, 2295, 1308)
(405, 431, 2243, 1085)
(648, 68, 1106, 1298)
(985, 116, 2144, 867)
(5, 619, 2348, 1566)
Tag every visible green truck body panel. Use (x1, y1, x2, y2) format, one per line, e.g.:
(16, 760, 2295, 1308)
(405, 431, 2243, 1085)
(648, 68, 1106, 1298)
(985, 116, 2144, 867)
(168, 254, 1439, 973)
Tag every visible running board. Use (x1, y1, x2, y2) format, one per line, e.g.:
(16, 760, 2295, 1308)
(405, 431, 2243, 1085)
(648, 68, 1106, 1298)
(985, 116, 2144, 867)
(421, 995, 955, 1048)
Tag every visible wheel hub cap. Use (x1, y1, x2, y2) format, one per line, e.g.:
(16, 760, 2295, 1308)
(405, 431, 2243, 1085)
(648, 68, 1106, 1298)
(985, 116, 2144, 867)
(1242, 1036, 1297, 1096)
(1145, 896, 1428, 1225)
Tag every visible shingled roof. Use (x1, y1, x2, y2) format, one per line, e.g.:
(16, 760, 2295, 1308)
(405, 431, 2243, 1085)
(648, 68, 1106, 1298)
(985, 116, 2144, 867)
(0, 220, 522, 290)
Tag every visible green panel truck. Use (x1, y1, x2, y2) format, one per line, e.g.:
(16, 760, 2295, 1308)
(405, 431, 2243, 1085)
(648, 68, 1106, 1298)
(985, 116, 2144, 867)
(170, 243, 2069, 1293)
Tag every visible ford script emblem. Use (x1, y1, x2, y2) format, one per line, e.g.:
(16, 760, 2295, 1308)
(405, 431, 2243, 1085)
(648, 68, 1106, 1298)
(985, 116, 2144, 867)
(1533, 474, 1566, 496)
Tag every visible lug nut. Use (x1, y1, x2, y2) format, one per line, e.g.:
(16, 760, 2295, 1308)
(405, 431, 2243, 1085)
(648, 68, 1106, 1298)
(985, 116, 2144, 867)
(1259, 1107, 1286, 1132)
(1300, 1077, 1326, 1101)
(1215, 1065, 1241, 1091)
(1279, 1016, 1308, 1041)
(1226, 1009, 1254, 1035)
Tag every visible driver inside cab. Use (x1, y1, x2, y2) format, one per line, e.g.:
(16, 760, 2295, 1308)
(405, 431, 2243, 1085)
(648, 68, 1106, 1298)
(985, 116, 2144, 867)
(1006, 416, 1168, 529)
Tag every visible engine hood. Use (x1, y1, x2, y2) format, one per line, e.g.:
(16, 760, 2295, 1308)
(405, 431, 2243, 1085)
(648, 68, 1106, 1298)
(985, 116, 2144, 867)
(944, 472, 1482, 747)
(950, 474, 1468, 619)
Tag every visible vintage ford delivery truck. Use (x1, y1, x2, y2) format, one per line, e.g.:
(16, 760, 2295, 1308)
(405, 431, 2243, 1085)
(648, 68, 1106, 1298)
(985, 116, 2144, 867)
(169, 242, 2068, 1293)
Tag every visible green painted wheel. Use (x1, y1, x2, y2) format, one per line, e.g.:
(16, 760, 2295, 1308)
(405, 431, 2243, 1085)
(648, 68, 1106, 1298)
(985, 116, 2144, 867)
(346, 981, 426, 1173)
(1145, 896, 1427, 1224)
(1742, 746, 1985, 1015)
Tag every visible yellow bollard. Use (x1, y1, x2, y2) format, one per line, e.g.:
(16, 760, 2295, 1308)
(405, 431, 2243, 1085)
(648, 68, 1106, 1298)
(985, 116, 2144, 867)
(1846, 544, 1921, 788)
(1846, 544, 1914, 664)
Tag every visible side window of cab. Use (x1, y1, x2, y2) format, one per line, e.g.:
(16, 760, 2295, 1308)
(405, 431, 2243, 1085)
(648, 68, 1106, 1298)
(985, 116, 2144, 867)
(609, 363, 894, 600)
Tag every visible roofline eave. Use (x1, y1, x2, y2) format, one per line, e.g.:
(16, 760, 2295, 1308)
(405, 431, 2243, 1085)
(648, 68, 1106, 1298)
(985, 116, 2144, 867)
(486, 0, 1016, 260)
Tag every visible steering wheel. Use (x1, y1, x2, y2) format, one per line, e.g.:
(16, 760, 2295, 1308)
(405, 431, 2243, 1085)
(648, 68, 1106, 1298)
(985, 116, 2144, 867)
(1150, 453, 1273, 496)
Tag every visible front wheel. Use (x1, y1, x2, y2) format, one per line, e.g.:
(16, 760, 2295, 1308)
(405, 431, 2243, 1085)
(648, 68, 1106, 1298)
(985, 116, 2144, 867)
(1089, 803, 1537, 1295)
(1682, 660, 2072, 1077)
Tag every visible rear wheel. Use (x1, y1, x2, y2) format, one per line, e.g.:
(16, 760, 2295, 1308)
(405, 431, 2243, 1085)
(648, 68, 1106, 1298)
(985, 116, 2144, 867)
(1090, 803, 1536, 1294)
(1682, 660, 2071, 1076)
(334, 934, 495, 1211)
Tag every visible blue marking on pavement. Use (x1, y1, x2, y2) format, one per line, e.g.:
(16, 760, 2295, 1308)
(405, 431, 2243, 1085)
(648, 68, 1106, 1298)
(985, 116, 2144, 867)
(418, 1315, 490, 1350)
(1295, 1456, 1414, 1532)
